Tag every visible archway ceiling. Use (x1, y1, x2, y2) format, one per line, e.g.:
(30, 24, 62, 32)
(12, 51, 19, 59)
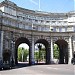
(35, 39, 49, 47)
(55, 39, 68, 47)
(15, 37, 30, 48)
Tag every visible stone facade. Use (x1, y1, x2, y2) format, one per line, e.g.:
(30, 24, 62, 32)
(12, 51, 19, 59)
(0, 0, 75, 65)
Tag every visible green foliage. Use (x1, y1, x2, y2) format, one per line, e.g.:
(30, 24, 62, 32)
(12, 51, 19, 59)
(34, 51, 39, 60)
(35, 48, 46, 61)
(23, 49, 29, 61)
(18, 48, 22, 61)
(18, 47, 46, 62)
(53, 44, 59, 59)
(18, 47, 29, 62)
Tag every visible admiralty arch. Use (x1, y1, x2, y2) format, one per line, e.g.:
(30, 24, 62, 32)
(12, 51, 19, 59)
(0, 0, 75, 65)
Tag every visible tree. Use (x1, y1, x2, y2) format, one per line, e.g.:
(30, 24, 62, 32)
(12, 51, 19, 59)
(18, 48, 22, 62)
(18, 47, 29, 62)
(23, 49, 29, 62)
(34, 51, 39, 60)
(34, 48, 46, 62)
(53, 44, 59, 59)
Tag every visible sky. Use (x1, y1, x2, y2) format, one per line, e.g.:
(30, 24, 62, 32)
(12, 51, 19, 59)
(19, 43, 29, 49)
(18, 43, 45, 50)
(0, 0, 75, 12)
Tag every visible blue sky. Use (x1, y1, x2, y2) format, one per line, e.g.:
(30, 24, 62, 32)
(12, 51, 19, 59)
(0, 0, 75, 12)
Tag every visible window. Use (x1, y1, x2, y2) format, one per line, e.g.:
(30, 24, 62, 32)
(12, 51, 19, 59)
(46, 21, 50, 23)
(56, 27, 59, 32)
(8, 20, 11, 25)
(23, 17, 25, 20)
(19, 23, 24, 29)
(35, 20, 38, 22)
(41, 20, 44, 23)
(25, 25, 29, 29)
(61, 27, 65, 32)
(67, 26, 73, 31)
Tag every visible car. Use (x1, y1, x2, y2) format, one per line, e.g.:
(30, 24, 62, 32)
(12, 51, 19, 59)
(3, 61, 12, 69)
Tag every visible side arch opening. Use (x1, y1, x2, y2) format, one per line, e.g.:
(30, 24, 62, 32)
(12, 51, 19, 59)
(55, 39, 68, 64)
(15, 37, 30, 65)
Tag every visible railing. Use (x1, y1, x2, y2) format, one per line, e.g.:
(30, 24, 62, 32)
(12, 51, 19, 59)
(3, 12, 17, 20)
(2, 12, 75, 32)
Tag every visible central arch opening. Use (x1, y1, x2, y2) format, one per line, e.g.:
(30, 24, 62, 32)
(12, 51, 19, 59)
(35, 39, 50, 64)
(35, 43, 46, 64)
(15, 37, 30, 66)
(55, 39, 68, 64)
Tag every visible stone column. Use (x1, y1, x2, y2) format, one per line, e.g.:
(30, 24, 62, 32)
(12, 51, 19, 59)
(51, 37, 54, 63)
(11, 40, 15, 65)
(31, 35, 35, 64)
(0, 31, 3, 60)
(68, 36, 73, 64)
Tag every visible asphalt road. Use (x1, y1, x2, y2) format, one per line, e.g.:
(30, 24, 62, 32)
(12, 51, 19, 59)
(0, 64, 74, 75)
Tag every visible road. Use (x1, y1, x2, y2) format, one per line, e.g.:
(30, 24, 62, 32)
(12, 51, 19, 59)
(0, 64, 74, 75)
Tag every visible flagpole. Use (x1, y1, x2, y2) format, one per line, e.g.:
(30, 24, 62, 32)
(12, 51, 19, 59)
(74, 0, 75, 11)
(30, 0, 41, 11)
(39, 0, 40, 11)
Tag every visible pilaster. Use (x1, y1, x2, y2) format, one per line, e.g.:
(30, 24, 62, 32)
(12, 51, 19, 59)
(31, 35, 35, 64)
(0, 31, 4, 60)
(68, 36, 73, 64)
(51, 37, 54, 63)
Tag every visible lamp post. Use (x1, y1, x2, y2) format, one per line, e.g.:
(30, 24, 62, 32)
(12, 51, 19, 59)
(38, 44, 42, 62)
(42, 52, 44, 62)
(22, 47, 24, 62)
(74, 0, 75, 11)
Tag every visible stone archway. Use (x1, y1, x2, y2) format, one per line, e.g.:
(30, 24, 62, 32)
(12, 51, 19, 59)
(15, 37, 31, 65)
(55, 39, 68, 64)
(35, 39, 50, 64)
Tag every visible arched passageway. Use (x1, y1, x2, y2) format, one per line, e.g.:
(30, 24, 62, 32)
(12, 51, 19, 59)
(15, 37, 31, 65)
(55, 39, 68, 64)
(18, 43, 29, 63)
(35, 39, 50, 64)
(35, 43, 46, 64)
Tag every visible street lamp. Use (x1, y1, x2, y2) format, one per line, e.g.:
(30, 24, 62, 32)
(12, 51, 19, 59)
(22, 47, 24, 62)
(42, 52, 44, 62)
(38, 44, 42, 62)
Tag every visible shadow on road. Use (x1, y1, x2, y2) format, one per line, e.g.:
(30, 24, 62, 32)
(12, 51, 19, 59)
(12, 62, 47, 69)
(15, 62, 46, 68)
(0, 62, 62, 71)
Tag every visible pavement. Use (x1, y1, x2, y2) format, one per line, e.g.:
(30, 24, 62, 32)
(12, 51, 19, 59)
(0, 64, 74, 75)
